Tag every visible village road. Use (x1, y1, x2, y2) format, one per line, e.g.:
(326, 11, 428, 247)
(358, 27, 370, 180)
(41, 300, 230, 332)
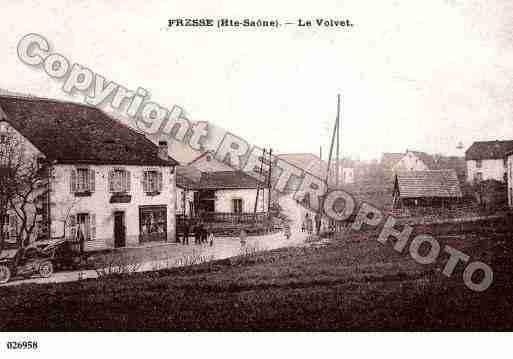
(1, 230, 311, 288)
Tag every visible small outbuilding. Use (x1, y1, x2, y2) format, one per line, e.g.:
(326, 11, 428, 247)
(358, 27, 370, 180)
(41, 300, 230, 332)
(392, 170, 462, 208)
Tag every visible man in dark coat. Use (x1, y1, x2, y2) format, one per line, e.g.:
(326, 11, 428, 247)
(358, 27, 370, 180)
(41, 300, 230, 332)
(182, 221, 190, 245)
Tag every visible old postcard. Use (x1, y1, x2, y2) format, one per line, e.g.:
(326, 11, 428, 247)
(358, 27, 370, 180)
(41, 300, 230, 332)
(0, 0, 512, 357)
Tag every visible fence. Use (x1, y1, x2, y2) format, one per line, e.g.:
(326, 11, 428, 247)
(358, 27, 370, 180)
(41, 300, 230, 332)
(177, 211, 268, 225)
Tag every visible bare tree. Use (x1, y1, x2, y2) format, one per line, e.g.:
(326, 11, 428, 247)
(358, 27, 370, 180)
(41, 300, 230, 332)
(0, 130, 51, 250)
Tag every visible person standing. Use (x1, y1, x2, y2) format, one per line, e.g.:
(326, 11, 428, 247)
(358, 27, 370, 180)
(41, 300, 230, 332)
(314, 212, 322, 236)
(240, 228, 247, 247)
(208, 227, 215, 247)
(305, 213, 313, 235)
(193, 221, 201, 245)
(283, 221, 291, 240)
(200, 221, 208, 244)
(182, 220, 190, 245)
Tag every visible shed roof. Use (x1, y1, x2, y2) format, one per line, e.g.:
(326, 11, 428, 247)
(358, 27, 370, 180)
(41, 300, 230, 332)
(395, 170, 462, 198)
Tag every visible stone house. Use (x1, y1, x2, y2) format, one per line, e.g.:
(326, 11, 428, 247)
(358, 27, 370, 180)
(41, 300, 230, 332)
(0, 95, 179, 250)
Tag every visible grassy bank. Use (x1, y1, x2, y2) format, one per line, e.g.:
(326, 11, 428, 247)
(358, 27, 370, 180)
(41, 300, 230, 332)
(1, 218, 512, 330)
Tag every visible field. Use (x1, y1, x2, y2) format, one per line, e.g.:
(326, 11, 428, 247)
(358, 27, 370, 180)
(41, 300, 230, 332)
(0, 217, 512, 331)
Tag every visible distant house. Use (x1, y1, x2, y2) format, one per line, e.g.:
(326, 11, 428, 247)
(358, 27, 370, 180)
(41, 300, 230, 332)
(0, 95, 179, 250)
(382, 150, 436, 174)
(392, 170, 462, 208)
(176, 167, 268, 216)
(195, 171, 268, 214)
(329, 159, 355, 185)
(277, 153, 355, 188)
(465, 140, 513, 183)
(433, 155, 466, 183)
(188, 150, 233, 172)
(381, 152, 405, 173)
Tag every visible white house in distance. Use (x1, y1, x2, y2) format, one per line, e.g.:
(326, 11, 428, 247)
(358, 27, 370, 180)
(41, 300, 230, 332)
(465, 140, 513, 183)
(381, 150, 436, 174)
(0, 94, 179, 250)
(505, 150, 513, 207)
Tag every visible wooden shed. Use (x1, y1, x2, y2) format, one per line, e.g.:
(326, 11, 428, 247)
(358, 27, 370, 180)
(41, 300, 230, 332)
(392, 170, 463, 208)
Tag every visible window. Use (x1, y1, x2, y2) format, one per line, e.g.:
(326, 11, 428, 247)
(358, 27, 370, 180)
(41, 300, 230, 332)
(71, 167, 95, 194)
(139, 205, 167, 243)
(476, 160, 482, 168)
(475, 172, 483, 182)
(504, 158, 508, 168)
(68, 213, 96, 242)
(232, 198, 243, 214)
(143, 170, 163, 194)
(109, 168, 131, 193)
(1, 214, 17, 244)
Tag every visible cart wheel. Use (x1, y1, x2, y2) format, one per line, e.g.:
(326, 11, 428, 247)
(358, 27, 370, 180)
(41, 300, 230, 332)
(39, 261, 53, 278)
(0, 265, 11, 284)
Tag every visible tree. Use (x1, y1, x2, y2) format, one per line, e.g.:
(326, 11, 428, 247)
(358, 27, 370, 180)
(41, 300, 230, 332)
(0, 128, 51, 251)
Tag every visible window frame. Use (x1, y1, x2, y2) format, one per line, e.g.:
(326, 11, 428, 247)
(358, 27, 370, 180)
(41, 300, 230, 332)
(109, 167, 131, 194)
(232, 198, 243, 214)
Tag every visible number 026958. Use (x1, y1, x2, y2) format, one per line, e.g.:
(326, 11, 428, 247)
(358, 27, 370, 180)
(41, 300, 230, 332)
(6, 341, 38, 350)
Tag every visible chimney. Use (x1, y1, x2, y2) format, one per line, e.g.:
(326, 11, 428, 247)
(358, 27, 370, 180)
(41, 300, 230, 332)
(158, 141, 168, 161)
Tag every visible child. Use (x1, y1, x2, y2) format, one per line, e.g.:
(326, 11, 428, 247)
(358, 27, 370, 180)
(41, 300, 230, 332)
(240, 228, 247, 246)
(208, 227, 215, 247)
(284, 221, 291, 240)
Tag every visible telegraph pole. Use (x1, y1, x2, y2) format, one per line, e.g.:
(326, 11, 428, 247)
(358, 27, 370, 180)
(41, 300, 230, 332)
(254, 148, 266, 216)
(267, 148, 273, 214)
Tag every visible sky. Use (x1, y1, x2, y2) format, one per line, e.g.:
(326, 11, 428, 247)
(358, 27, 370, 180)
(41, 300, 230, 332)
(1, 0, 512, 161)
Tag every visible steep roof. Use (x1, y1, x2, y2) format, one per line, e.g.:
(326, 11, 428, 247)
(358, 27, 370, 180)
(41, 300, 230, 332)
(198, 171, 263, 190)
(434, 156, 466, 179)
(188, 150, 234, 172)
(176, 170, 264, 190)
(395, 170, 462, 198)
(176, 165, 202, 189)
(408, 150, 436, 170)
(0, 95, 178, 166)
(381, 152, 404, 170)
(465, 140, 513, 161)
(278, 153, 328, 179)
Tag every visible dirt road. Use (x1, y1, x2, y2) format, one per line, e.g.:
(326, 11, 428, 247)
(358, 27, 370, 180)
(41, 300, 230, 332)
(1, 230, 310, 287)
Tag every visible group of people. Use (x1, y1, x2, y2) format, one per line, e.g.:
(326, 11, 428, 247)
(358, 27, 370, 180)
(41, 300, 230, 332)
(179, 220, 215, 247)
(301, 212, 322, 236)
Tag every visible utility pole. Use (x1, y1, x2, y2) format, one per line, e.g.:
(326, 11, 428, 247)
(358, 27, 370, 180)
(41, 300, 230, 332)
(335, 94, 340, 188)
(254, 148, 266, 216)
(267, 148, 273, 214)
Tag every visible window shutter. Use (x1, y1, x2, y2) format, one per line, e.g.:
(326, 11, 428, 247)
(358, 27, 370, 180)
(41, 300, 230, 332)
(69, 214, 77, 240)
(157, 171, 163, 192)
(89, 169, 95, 192)
(108, 170, 115, 193)
(8, 214, 17, 239)
(90, 214, 96, 241)
(70, 169, 77, 193)
(142, 171, 148, 192)
(125, 170, 131, 192)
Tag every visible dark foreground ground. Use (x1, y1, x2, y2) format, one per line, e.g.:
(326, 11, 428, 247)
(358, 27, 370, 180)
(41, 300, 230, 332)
(1, 217, 512, 330)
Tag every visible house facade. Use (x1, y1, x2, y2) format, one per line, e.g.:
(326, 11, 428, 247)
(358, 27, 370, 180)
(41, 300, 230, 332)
(0, 95, 178, 251)
(190, 171, 268, 215)
(383, 150, 435, 173)
(465, 141, 513, 183)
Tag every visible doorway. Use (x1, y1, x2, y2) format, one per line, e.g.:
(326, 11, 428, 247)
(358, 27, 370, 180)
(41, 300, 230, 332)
(114, 211, 126, 248)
